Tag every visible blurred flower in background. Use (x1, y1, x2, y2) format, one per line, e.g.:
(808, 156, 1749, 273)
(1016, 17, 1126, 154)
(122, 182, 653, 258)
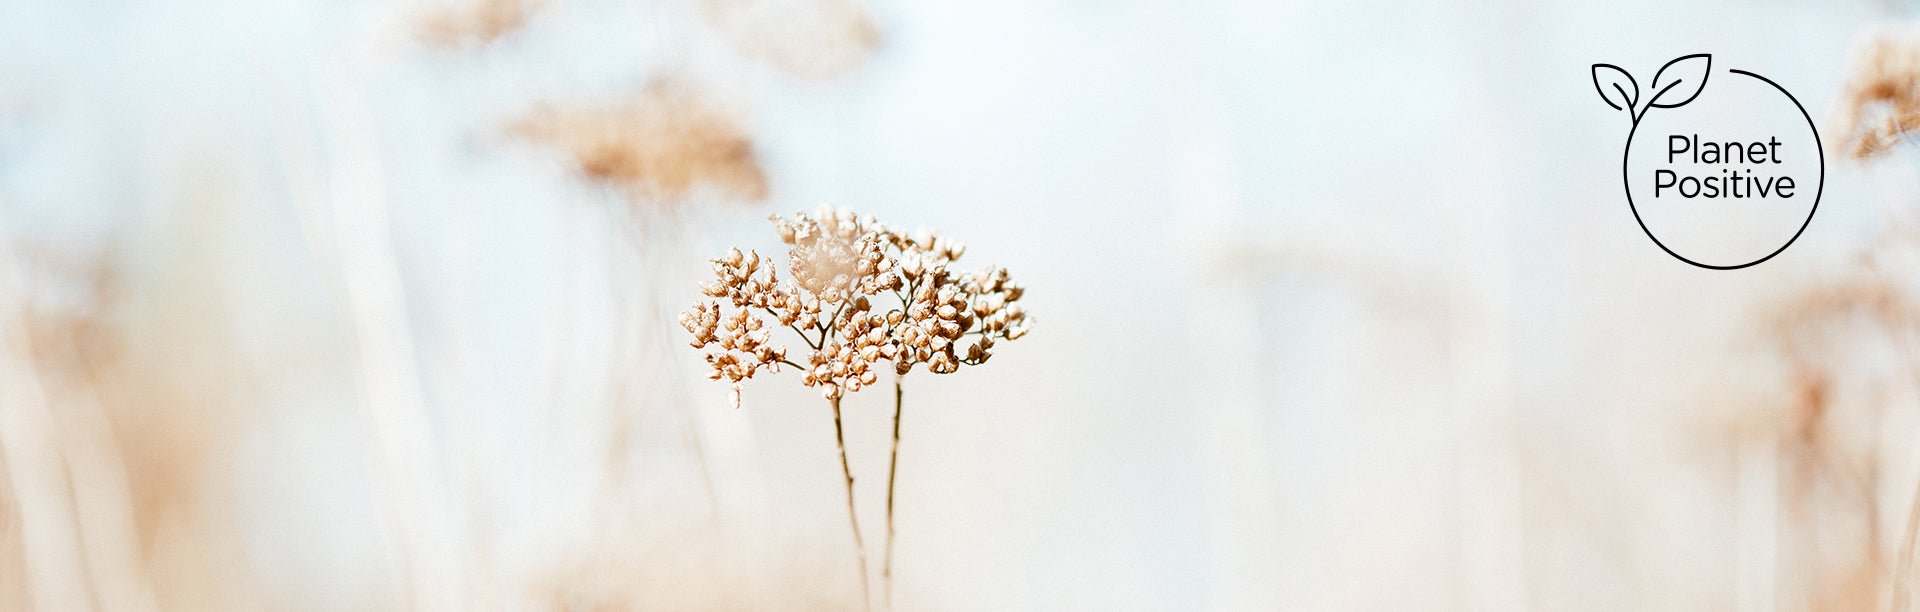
(509, 76, 767, 204)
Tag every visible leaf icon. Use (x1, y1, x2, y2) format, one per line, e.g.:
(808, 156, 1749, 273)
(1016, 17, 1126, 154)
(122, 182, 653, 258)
(1591, 64, 1639, 112)
(1646, 54, 1711, 109)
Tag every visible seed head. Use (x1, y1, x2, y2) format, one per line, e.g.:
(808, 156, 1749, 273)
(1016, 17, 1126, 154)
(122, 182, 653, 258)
(685, 206, 1031, 406)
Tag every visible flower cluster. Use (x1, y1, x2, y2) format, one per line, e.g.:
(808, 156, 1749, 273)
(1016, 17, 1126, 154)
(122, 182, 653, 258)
(881, 229, 1028, 376)
(681, 205, 1030, 405)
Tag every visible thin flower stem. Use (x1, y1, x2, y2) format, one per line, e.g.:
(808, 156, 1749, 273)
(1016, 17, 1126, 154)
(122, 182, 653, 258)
(762, 306, 819, 350)
(831, 397, 872, 611)
(883, 376, 904, 609)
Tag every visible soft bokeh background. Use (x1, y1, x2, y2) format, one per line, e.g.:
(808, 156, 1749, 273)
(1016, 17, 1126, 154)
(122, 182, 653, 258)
(7, 0, 1920, 610)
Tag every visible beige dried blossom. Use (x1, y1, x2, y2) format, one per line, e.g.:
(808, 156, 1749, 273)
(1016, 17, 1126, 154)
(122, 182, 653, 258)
(415, 0, 542, 51)
(683, 205, 1028, 607)
(1835, 27, 1920, 160)
(702, 0, 880, 80)
(880, 228, 1027, 376)
(511, 78, 768, 203)
(682, 204, 1029, 403)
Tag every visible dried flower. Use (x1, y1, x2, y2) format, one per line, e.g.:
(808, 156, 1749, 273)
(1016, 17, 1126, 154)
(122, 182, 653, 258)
(684, 206, 1028, 608)
(701, 0, 880, 80)
(415, 0, 542, 51)
(1835, 27, 1920, 160)
(683, 205, 1029, 402)
(511, 78, 768, 203)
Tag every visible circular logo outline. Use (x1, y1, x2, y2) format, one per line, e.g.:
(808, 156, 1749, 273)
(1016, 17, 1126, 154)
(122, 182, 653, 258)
(1601, 60, 1824, 270)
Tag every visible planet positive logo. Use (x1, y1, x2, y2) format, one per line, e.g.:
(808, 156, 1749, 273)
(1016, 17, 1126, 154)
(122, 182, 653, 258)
(1591, 54, 1824, 270)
